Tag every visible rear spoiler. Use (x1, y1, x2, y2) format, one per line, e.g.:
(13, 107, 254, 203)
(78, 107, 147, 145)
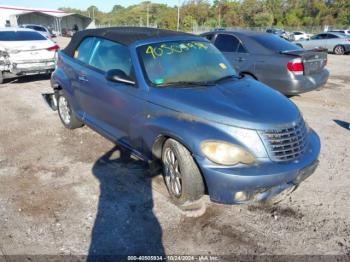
(280, 47, 328, 56)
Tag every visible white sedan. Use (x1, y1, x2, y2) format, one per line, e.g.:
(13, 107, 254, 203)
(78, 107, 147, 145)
(293, 31, 312, 41)
(0, 27, 59, 84)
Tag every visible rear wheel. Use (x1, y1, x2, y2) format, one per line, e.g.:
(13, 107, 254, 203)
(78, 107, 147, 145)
(162, 139, 205, 209)
(334, 45, 345, 55)
(57, 91, 83, 129)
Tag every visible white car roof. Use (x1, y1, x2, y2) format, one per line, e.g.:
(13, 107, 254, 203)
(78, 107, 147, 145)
(0, 27, 36, 32)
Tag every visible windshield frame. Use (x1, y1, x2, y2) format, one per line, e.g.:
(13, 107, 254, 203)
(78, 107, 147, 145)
(135, 38, 237, 88)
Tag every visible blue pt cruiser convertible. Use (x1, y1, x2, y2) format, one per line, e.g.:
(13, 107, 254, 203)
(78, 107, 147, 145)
(48, 27, 320, 209)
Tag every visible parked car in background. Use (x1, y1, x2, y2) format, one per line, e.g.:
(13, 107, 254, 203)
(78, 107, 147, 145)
(47, 27, 321, 210)
(295, 32, 350, 55)
(293, 31, 311, 41)
(266, 28, 295, 41)
(201, 30, 329, 95)
(62, 28, 74, 37)
(328, 29, 350, 36)
(0, 28, 59, 84)
(20, 24, 56, 39)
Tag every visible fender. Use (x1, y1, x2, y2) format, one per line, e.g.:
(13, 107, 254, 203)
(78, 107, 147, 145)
(140, 110, 249, 161)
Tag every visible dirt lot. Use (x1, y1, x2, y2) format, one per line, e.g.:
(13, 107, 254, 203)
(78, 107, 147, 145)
(0, 37, 349, 258)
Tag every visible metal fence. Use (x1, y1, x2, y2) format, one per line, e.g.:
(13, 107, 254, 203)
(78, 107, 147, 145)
(192, 25, 350, 34)
(95, 23, 349, 35)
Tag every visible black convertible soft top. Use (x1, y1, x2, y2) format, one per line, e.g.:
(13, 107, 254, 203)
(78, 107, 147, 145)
(64, 27, 194, 57)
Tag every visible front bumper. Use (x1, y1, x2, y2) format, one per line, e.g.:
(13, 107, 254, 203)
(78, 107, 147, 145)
(268, 69, 329, 95)
(194, 131, 321, 205)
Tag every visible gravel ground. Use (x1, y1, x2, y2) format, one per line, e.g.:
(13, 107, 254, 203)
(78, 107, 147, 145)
(0, 37, 349, 258)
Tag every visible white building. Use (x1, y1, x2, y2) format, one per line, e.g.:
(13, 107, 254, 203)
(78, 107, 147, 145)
(0, 5, 94, 35)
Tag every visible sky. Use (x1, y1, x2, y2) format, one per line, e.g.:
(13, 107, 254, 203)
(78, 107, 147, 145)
(0, 0, 183, 12)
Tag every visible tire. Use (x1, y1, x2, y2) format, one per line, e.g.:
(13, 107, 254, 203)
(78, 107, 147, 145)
(161, 138, 205, 208)
(57, 90, 83, 129)
(0, 71, 3, 84)
(334, 45, 345, 55)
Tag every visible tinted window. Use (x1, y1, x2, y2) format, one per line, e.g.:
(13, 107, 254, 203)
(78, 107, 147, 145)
(74, 37, 95, 64)
(311, 34, 327, 40)
(0, 31, 46, 41)
(89, 39, 132, 75)
(237, 43, 247, 53)
(293, 32, 302, 35)
(327, 34, 339, 39)
(214, 34, 239, 52)
(252, 34, 300, 51)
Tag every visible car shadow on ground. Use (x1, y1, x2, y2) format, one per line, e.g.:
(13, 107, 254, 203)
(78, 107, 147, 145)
(333, 119, 350, 131)
(2, 74, 51, 85)
(88, 145, 164, 260)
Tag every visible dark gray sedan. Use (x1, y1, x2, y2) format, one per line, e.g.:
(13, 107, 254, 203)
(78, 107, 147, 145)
(201, 31, 329, 95)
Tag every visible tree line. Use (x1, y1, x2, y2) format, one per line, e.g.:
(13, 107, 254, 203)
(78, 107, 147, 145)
(59, 0, 350, 31)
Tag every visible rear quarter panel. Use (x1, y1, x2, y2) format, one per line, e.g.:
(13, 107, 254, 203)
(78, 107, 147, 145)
(52, 52, 82, 116)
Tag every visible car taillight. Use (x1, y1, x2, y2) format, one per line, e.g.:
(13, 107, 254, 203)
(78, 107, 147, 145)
(47, 44, 60, 51)
(287, 58, 304, 75)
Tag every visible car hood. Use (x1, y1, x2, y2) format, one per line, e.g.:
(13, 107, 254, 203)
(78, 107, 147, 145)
(149, 78, 301, 130)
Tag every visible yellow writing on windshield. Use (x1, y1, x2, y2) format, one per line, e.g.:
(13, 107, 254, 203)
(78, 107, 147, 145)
(145, 42, 209, 59)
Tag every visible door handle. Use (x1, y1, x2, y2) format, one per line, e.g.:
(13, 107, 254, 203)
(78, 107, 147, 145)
(237, 57, 246, 62)
(78, 73, 88, 82)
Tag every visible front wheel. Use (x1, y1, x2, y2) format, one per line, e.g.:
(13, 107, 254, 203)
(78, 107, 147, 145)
(162, 139, 205, 209)
(334, 45, 345, 55)
(57, 91, 83, 129)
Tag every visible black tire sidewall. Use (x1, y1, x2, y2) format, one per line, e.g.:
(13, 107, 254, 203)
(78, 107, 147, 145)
(162, 139, 204, 206)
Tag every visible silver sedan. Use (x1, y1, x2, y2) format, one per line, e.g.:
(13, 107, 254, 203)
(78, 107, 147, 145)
(295, 32, 350, 55)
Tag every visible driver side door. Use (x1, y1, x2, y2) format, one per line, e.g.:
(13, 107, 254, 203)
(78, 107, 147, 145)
(74, 37, 146, 153)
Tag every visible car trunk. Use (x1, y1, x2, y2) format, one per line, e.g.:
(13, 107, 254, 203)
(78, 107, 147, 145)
(0, 40, 56, 62)
(281, 49, 327, 75)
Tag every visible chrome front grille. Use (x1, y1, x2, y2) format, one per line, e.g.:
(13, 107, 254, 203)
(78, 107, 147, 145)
(259, 119, 308, 162)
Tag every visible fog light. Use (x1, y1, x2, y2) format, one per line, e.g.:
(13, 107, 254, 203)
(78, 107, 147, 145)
(234, 191, 248, 202)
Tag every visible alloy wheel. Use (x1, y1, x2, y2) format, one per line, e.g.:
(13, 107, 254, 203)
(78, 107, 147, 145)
(335, 46, 344, 55)
(58, 96, 71, 125)
(163, 147, 182, 198)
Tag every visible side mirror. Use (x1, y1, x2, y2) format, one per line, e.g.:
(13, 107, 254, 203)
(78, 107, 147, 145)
(106, 69, 135, 85)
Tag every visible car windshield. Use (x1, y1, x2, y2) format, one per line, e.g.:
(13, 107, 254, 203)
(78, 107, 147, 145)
(28, 26, 46, 32)
(137, 40, 236, 87)
(0, 31, 46, 41)
(252, 34, 300, 52)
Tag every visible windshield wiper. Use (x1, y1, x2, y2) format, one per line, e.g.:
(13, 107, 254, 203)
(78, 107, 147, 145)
(156, 81, 215, 87)
(209, 74, 240, 84)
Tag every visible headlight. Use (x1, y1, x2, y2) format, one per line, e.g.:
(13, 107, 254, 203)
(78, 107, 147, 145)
(201, 141, 255, 166)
